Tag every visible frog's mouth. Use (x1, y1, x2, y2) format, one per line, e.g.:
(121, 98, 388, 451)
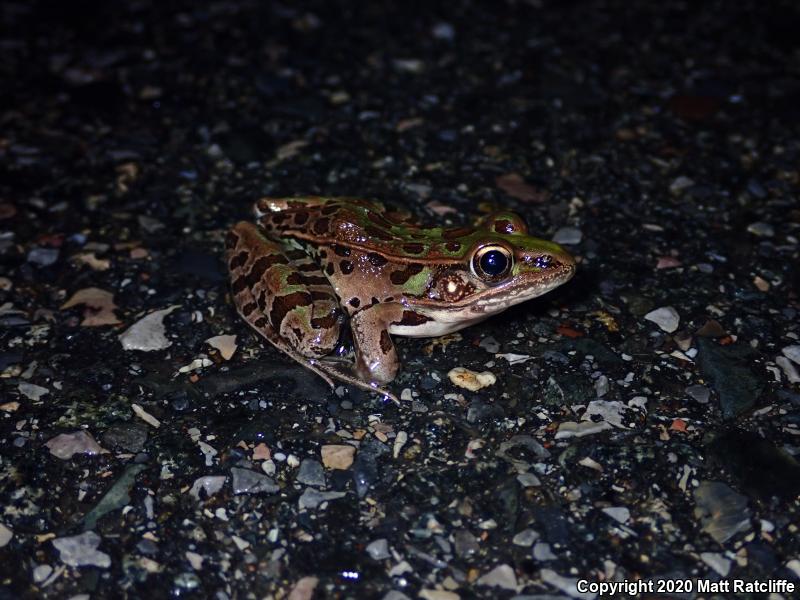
(476, 262, 576, 311)
(415, 260, 576, 320)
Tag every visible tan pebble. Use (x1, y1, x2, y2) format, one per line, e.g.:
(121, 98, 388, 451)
(321, 444, 355, 470)
(447, 367, 496, 391)
(252, 443, 270, 461)
(753, 275, 769, 292)
(205, 334, 238, 360)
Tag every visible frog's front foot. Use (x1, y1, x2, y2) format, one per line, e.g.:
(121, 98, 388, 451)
(350, 303, 404, 385)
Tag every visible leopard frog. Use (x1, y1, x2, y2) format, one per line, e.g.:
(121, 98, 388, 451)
(226, 196, 575, 402)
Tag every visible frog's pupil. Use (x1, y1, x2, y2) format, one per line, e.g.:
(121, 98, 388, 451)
(480, 250, 508, 276)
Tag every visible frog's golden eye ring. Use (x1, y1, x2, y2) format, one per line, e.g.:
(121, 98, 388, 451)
(472, 245, 513, 282)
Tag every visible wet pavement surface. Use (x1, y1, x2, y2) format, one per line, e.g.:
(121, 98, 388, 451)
(2, 1, 800, 598)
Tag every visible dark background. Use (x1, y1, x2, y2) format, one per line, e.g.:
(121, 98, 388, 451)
(1, 1, 799, 598)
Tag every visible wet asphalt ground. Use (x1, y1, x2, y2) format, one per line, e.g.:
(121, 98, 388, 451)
(1, 1, 800, 598)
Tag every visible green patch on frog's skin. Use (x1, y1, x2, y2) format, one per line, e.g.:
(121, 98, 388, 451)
(228, 196, 576, 401)
(402, 268, 432, 296)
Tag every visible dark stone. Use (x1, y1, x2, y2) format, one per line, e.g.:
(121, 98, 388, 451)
(352, 437, 388, 498)
(696, 338, 764, 419)
(707, 430, 800, 501)
(102, 422, 148, 453)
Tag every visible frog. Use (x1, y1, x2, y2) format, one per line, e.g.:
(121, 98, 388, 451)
(226, 196, 576, 402)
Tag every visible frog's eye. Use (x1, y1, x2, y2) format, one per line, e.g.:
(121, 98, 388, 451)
(472, 245, 513, 281)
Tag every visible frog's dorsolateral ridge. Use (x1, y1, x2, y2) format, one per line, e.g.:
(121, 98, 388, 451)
(226, 197, 576, 402)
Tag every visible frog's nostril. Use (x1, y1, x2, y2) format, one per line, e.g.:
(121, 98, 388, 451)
(534, 255, 552, 269)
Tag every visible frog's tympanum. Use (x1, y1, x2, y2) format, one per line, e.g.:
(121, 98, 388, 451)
(226, 197, 575, 401)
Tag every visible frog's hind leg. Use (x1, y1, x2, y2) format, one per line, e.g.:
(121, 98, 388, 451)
(226, 222, 342, 383)
(227, 222, 401, 404)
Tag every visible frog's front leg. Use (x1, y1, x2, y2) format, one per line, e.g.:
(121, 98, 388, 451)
(349, 303, 406, 384)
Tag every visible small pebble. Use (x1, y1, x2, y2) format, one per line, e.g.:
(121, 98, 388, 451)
(552, 226, 582, 245)
(18, 382, 48, 401)
(431, 22, 455, 40)
(27, 247, 59, 266)
(321, 444, 355, 470)
(701, 552, 732, 577)
(52, 531, 111, 568)
(189, 475, 226, 500)
(669, 175, 694, 194)
(231, 468, 279, 495)
(298, 489, 346, 510)
(782, 345, 800, 365)
(0, 523, 12, 547)
(366, 539, 391, 560)
(686, 384, 710, 404)
(777, 357, 800, 383)
(533, 542, 557, 561)
(602, 506, 630, 524)
(746, 221, 774, 237)
(119, 306, 180, 352)
(296, 459, 325, 487)
(476, 564, 517, 590)
(512, 529, 539, 547)
(516, 472, 541, 487)
(644, 306, 680, 333)
(479, 336, 500, 353)
(447, 367, 496, 391)
(32, 564, 53, 583)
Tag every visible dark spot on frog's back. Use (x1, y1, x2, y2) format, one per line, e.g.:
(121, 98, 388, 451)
(244, 254, 287, 288)
(297, 262, 321, 272)
(294, 211, 309, 225)
(340, 260, 354, 274)
(333, 244, 351, 257)
(365, 225, 394, 241)
(349, 297, 360, 308)
(321, 204, 340, 216)
(241, 301, 257, 316)
(231, 276, 248, 294)
(402, 243, 425, 255)
(390, 263, 424, 285)
(325, 262, 335, 276)
(313, 217, 330, 235)
(270, 291, 312, 327)
(445, 241, 461, 252)
(379, 330, 393, 353)
(229, 250, 249, 270)
(367, 252, 388, 267)
(286, 249, 307, 261)
(286, 272, 328, 286)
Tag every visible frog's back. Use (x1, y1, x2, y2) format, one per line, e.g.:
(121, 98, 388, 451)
(254, 196, 473, 262)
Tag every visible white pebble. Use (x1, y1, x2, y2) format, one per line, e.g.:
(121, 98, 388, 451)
(644, 306, 680, 333)
(552, 227, 582, 245)
(782, 345, 800, 365)
(746, 222, 774, 237)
